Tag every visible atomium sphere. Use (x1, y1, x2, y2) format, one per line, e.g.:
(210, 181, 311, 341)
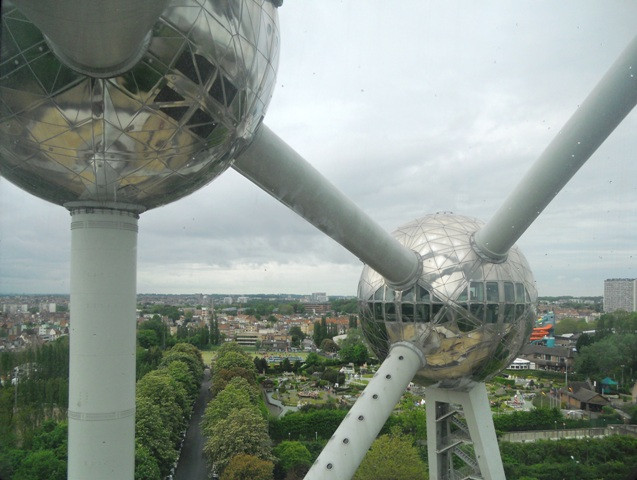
(0, 0, 279, 210)
(358, 213, 537, 386)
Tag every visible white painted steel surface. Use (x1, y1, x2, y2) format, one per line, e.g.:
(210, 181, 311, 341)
(68, 208, 138, 480)
(426, 382, 505, 480)
(304, 342, 425, 480)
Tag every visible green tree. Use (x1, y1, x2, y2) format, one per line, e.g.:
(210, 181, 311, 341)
(202, 383, 257, 433)
(204, 407, 273, 474)
(136, 370, 188, 443)
(339, 342, 369, 365)
(289, 326, 305, 348)
(353, 433, 427, 480)
(281, 357, 293, 373)
(12, 450, 66, 480)
(165, 359, 199, 401)
(212, 367, 257, 396)
(304, 352, 322, 369)
(171, 341, 204, 365)
(554, 317, 588, 335)
(161, 349, 204, 381)
(134, 442, 161, 480)
(216, 351, 256, 373)
(392, 398, 427, 442)
(137, 329, 160, 349)
(221, 454, 274, 480)
(217, 341, 246, 357)
(135, 396, 178, 477)
(273, 441, 312, 473)
(269, 409, 347, 441)
(320, 338, 339, 352)
(574, 333, 637, 380)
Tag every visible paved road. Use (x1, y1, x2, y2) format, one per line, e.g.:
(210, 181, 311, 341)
(174, 367, 212, 480)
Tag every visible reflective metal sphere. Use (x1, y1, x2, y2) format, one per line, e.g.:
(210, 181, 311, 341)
(358, 213, 537, 385)
(0, 0, 279, 210)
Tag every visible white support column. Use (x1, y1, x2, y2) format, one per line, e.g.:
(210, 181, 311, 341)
(67, 207, 139, 480)
(425, 382, 505, 480)
(304, 342, 425, 480)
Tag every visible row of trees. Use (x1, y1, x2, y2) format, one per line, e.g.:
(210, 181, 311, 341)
(501, 435, 637, 479)
(134, 342, 205, 479)
(137, 316, 223, 351)
(312, 317, 339, 348)
(202, 342, 275, 479)
(0, 336, 70, 480)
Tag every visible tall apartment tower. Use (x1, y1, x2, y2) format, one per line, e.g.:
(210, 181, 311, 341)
(603, 278, 637, 312)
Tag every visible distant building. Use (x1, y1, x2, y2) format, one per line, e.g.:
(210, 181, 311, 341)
(508, 357, 535, 370)
(311, 292, 328, 303)
(304, 303, 330, 315)
(519, 344, 576, 372)
(560, 380, 610, 413)
(603, 278, 637, 312)
(234, 331, 259, 347)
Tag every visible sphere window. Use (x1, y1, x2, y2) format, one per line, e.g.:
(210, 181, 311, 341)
(486, 282, 499, 302)
(503, 282, 515, 303)
(486, 304, 499, 323)
(415, 304, 430, 323)
(373, 302, 384, 320)
(418, 286, 430, 302)
(401, 303, 415, 322)
(385, 303, 397, 322)
(469, 304, 485, 322)
(503, 304, 516, 323)
(469, 282, 484, 301)
(456, 287, 468, 302)
(402, 287, 415, 302)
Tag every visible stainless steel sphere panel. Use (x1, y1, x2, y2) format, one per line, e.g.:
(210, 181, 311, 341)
(0, 0, 279, 209)
(358, 213, 537, 385)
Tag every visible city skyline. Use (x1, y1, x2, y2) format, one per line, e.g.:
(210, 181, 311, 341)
(2, 2, 637, 297)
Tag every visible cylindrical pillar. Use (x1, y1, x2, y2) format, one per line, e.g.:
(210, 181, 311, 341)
(304, 342, 425, 480)
(67, 207, 139, 480)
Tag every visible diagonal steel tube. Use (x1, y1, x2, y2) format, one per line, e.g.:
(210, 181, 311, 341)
(474, 36, 637, 261)
(233, 125, 422, 289)
(303, 342, 425, 480)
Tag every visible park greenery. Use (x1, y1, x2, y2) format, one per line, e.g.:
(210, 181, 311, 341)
(135, 342, 205, 478)
(0, 328, 204, 480)
(2, 303, 637, 480)
(202, 342, 274, 477)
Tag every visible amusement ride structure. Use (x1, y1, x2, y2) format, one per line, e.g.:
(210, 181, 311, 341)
(0, 1, 635, 479)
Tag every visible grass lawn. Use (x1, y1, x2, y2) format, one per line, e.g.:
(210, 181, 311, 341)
(201, 350, 216, 366)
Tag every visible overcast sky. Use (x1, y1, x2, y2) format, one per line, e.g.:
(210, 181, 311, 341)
(2, 1, 637, 297)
